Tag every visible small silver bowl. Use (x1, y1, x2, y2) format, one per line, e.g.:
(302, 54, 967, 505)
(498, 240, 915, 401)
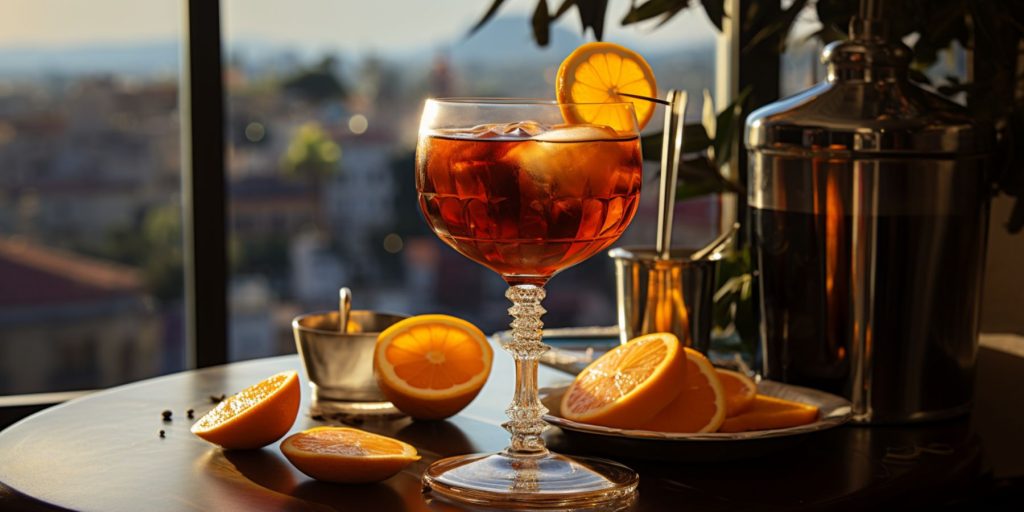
(292, 310, 407, 417)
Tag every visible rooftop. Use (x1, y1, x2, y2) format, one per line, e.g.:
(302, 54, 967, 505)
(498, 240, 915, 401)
(0, 237, 142, 307)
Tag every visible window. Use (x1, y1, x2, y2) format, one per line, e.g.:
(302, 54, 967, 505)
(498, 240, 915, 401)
(222, 0, 722, 359)
(0, 0, 185, 394)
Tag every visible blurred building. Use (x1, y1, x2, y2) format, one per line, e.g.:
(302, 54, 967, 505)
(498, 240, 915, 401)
(0, 77, 179, 246)
(0, 237, 160, 394)
(328, 135, 396, 283)
(230, 175, 316, 237)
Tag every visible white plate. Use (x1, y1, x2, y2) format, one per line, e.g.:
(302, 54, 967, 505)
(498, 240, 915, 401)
(540, 380, 852, 442)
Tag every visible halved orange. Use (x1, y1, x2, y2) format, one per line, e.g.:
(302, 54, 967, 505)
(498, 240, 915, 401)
(718, 395, 820, 433)
(556, 42, 658, 131)
(281, 427, 420, 484)
(561, 333, 687, 429)
(374, 314, 493, 420)
(191, 370, 300, 450)
(640, 348, 726, 433)
(716, 368, 758, 417)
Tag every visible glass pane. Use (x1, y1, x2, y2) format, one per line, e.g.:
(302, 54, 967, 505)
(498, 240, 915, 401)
(222, 1, 720, 358)
(0, 0, 184, 394)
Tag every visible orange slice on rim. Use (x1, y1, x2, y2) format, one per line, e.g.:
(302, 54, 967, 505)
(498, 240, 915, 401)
(560, 332, 686, 429)
(640, 348, 727, 433)
(718, 395, 820, 433)
(190, 370, 301, 450)
(374, 314, 493, 420)
(281, 427, 420, 484)
(556, 42, 658, 131)
(717, 368, 758, 417)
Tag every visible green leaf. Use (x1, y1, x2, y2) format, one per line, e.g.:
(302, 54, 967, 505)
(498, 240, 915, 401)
(575, 0, 609, 40)
(532, 0, 551, 46)
(553, 0, 575, 19)
(675, 156, 744, 201)
(621, 0, 690, 26)
(711, 86, 751, 167)
(551, 0, 609, 39)
(814, 0, 856, 38)
(741, 0, 807, 54)
(468, 0, 507, 37)
(700, 0, 725, 32)
(640, 123, 713, 161)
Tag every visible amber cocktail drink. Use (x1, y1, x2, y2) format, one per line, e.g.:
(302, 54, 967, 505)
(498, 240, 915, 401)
(417, 123, 642, 284)
(416, 99, 642, 508)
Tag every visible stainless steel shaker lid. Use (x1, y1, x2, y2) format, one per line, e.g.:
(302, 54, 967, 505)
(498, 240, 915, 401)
(745, 29, 992, 157)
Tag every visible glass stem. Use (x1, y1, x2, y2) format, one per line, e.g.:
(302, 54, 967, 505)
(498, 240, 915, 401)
(503, 284, 549, 457)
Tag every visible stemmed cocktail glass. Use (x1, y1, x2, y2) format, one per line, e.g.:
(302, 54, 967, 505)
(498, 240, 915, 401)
(416, 99, 643, 508)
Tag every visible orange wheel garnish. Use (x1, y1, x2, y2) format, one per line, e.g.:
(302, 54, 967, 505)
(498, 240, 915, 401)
(718, 395, 820, 433)
(560, 332, 686, 429)
(190, 370, 300, 450)
(555, 42, 658, 131)
(716, 368, 758, 417)
(374, 314, 493, 420)
(281, 427, 420, 484)
(640, 347, 726, 433)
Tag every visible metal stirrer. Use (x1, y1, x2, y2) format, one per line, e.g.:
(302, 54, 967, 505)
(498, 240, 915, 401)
(338, 287, 352, 333)
(656, 90, 688, 259)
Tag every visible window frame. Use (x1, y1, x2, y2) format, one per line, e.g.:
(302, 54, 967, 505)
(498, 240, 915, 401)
(181, 0, 229, 368)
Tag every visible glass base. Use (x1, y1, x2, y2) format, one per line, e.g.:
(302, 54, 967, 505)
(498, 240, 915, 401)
(309, 397, 403, 419)
(423, 451, 638, 510)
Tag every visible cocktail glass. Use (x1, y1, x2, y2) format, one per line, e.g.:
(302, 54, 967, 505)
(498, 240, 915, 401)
(416, 99, 643, 508)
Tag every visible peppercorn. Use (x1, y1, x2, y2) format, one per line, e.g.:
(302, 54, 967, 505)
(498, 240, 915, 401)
(161, 410, 172, 421)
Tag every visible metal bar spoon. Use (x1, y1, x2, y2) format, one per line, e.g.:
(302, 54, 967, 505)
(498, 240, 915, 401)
(338, 287, 352, 333)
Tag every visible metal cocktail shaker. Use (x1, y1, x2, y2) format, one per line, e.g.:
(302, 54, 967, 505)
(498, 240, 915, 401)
(745, 17, 992, 423)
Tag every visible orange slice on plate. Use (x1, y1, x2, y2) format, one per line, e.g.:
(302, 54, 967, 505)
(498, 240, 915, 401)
(640, 347, 727, 433)
(716, 368, 758, 417)
(191, 370, 301, 450)
(556, 42, 658, 131)
(374, 314, 493, 420)
(281, 427, 420, 484)
(560, 332, 687, 429)
(718, 395, 820, 433)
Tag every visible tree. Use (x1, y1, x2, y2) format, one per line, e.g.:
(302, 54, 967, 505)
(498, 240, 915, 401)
(140, 204, 184, 303)
(280, 122, 342, 234)
(282, 56, 348, 104)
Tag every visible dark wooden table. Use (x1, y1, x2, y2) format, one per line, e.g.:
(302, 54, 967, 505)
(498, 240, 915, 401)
(1, 336, 1022, 511)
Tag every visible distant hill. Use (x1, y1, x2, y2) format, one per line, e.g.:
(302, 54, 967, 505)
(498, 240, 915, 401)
(0, 41, 179, 77)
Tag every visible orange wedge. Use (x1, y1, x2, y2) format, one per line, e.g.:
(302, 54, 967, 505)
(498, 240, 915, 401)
(718, 395, 820, 433)
(556, 42, 658, 131)
(561, 333, 686, 429)
(374, 314, 493, 420)
(640, 348, 726, 433)
(191, 370, 300, 450)
(281, 427, 420, 484)
(716, 368, 758, 417)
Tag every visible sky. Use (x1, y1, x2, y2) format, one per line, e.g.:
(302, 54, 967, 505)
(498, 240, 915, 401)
(0, 0, 717, 52)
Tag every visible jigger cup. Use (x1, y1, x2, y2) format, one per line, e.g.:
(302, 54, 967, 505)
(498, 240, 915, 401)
(609, 247, 718, 354)
(292, 310, 407, 416)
